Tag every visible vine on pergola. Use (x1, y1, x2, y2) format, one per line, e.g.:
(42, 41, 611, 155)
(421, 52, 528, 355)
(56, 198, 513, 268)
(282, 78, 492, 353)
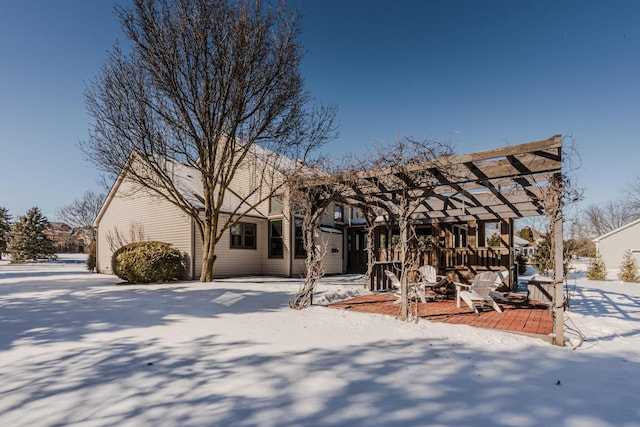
(290, 137, 457, 320)
(290, 135, 567, 336)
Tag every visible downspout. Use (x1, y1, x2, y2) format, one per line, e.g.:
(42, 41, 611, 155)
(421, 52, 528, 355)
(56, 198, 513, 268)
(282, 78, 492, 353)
(95, 226, 100, 273)
(288, 211, 293, 277)
(191, 218, 197, 280)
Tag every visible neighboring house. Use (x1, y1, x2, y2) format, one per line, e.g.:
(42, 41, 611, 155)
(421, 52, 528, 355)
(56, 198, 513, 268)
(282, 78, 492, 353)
(513, 235, 534, 257)
(94, 152, 346, 279)
(593, 218, 640, 268)
(47, 222, 91, 254)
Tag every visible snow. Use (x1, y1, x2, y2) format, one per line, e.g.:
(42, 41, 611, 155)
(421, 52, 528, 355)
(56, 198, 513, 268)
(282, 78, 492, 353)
(1, 258, 639, 426)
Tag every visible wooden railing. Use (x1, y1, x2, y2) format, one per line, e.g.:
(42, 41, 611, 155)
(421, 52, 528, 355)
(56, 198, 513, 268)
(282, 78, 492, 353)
(369, 247, 513, 291)
(440, 248, 508, 269)
(369, 261, 402, 291)
(378, 247, 507, 269)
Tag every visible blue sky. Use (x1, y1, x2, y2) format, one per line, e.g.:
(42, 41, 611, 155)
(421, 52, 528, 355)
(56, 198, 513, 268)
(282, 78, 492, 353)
(1, 1, 639, 221)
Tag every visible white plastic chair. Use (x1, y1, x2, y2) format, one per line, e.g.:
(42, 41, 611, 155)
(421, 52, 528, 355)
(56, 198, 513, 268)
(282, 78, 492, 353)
(384, 270, 426, 303)
(418, 265, 440, 301)
(455, 271, 504, 313)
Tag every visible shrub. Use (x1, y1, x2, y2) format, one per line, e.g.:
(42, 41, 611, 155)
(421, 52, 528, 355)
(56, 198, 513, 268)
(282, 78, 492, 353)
(586, 255, 607, 281)
(111, 241, 184, 283)
(618, 250, 640, 283)
(86, 240, 97, 272)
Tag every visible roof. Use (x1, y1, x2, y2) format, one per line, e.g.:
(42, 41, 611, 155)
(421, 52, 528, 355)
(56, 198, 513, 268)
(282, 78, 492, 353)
(94, 145, 277, 226)
(593, 217, 640, 243)
(513, 235, 530, 247)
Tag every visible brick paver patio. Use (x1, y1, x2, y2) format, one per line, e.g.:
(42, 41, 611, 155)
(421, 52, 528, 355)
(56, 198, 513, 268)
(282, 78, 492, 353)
(329, 293, 553, 337)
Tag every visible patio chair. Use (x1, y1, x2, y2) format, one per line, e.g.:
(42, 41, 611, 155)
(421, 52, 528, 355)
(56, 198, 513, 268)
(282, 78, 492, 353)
(384, 270, 426, 303)
(455, 271, 504, 314)
(491, 270, 510, 303)
(418, 265, 454, 300)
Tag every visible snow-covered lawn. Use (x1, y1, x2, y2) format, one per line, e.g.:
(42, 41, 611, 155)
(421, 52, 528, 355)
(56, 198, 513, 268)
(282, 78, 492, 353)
(0, 260, 639, 427)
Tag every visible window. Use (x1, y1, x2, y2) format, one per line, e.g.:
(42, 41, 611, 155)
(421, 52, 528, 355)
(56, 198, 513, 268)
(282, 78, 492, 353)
(269, 195, 283, 214)
(269, 219, 284, 258)
(230, 222, 256, 249)
(334, 204, 344, 222)
(453, 225, 468, 248)
(483, 221, 501, 247)
(294, 218, 306, 258)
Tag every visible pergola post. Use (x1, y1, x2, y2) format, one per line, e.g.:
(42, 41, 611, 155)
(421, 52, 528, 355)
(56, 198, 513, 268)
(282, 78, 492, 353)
(400, 222, 409, 320)
(552, 174, 565, 346)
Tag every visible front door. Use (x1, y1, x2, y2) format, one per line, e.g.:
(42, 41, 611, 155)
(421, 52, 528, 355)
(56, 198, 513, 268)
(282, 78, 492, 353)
(347, 228, 368, 274)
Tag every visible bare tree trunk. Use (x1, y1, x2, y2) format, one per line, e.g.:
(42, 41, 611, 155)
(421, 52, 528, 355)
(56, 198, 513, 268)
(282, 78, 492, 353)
(290, 214, 326, 309)
(198, 217, 219, 282)
(200, 246, 217, 282)
(365, 225, 376, 281)
(363, 207, 378, 283)
(397, 196, 411, 321)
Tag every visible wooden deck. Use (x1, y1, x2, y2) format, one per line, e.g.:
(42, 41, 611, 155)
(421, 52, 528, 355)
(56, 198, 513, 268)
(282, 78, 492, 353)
(328, 293, 553, 338)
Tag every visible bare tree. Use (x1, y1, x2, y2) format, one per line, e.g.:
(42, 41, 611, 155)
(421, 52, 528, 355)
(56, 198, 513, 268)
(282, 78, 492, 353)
(106, 222, 148, 252)
(580, 200, 638, 238)
(57, 191, 105, 239)
(625, 176, 640, 212)
(82, 0, 336, 281)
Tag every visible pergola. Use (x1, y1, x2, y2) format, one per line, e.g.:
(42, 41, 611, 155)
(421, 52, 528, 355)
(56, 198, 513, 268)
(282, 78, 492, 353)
(345, 135, 562, 222)
(336, 135, 565, 344)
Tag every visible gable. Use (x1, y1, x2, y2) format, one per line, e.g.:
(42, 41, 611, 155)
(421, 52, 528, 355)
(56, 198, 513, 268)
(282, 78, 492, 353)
(593, 218, 640, 243)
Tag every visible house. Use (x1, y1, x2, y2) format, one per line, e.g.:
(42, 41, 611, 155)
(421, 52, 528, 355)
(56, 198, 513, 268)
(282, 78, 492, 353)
(94, 151, 347, 279)
(95, 134, 567, 344)
(95, 135, 563, 287)
(593, 218, 640, 269)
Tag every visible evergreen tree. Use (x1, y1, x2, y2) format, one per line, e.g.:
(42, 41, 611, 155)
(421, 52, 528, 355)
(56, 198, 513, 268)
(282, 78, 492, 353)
(7, 207, 56, 263)
(486, 234, 502, 247)
(518, 226, 535, 242)
(530, 233, 571, 276)
(530, 233, 553, 275)
(618, 250, 640, 283)
(586, 254, 607, 280)
(0, 206, 11, 255)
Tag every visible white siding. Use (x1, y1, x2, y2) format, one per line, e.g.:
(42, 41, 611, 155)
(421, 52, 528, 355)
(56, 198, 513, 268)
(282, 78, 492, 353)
(597, 221, 640, 269)
(322, 232, 344, 274)
(291, 230, 343, 276)
(95, 150, 351, 280)
(96, 180, 194, 277)
(197, 213, 268, 278)
(226, 157, 282, 218)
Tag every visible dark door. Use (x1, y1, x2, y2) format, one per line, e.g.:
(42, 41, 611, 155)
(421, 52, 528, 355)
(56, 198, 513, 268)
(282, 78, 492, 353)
(347, 228, 368, 274)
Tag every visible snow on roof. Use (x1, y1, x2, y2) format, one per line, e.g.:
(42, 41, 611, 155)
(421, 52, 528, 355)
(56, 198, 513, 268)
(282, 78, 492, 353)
(319, 226, 343, 234)
(513, 235, 530, 247)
